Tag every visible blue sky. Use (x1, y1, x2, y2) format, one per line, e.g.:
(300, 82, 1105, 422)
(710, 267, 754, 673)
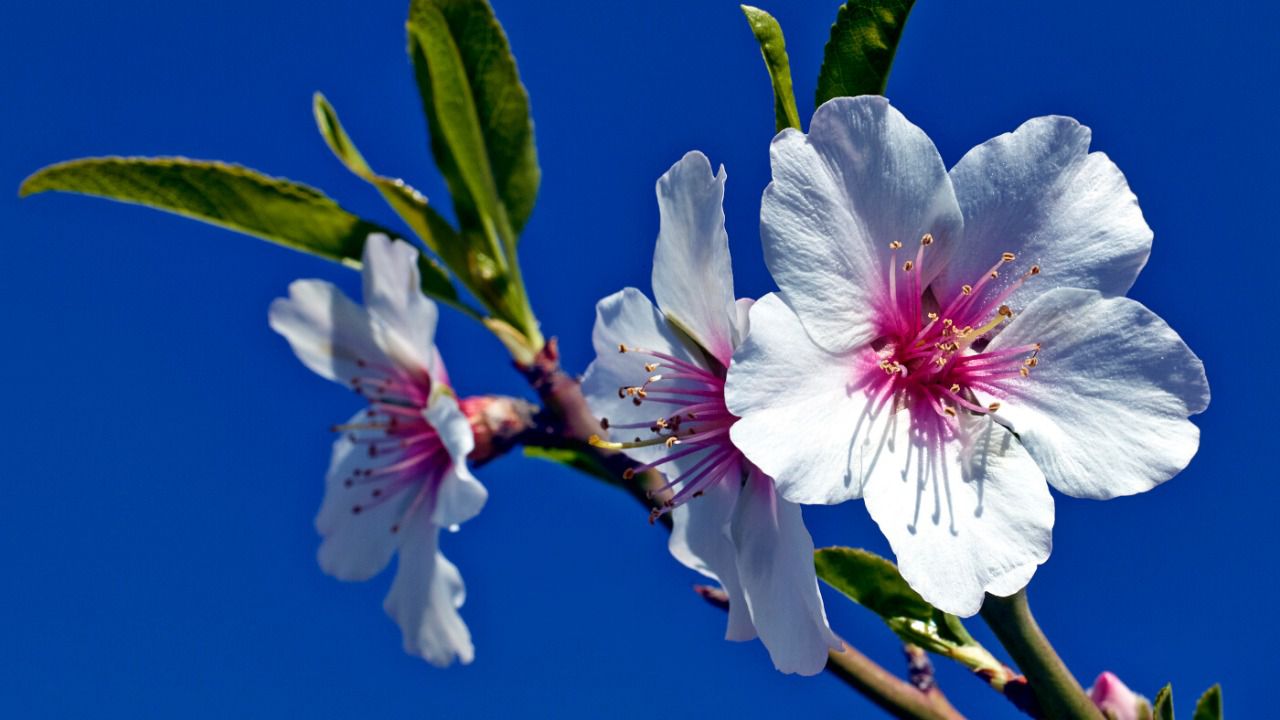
(2, 1, 1274, 717)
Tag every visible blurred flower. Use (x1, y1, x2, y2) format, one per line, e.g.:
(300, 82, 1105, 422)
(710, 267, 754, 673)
(269, 233, 487, 667)
(726, 96, 1209, 615)
(582, 151, 839, 675)
(1089, 672, 1152, 720)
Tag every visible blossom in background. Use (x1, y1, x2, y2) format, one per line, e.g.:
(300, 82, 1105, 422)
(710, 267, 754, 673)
(1088, 672, 1152, 720)
(269, 233, 487, 666)
(582, 151, 839, 675)
(726, 96, 1209, 615)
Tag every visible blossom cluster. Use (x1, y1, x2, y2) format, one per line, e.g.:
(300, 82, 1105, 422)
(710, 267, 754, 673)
(269, 96, 1207, 673)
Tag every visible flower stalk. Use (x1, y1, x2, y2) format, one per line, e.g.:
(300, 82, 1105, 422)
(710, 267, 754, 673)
(980, 589, 1104, 720)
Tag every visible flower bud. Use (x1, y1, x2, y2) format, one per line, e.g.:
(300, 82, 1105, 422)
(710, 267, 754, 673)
(1088, 671, 1153, 720)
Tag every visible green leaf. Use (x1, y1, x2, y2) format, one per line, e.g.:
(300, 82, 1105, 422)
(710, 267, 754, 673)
(313, 92, 453, 258)
(20, 156, 384, 266)
(407, 0, 539, 244)
(313, 93, 479, 315)
(1154, 684, 1175, 720)
(523, 444, 615, 485)
(814, 546, 1011, 681)
(815, 0, 916, 106)
(1193, 685, 1222, 720)
(815, 546, 933, 622)
(20, 156, 463, 308)
(741, 5, 802, 131)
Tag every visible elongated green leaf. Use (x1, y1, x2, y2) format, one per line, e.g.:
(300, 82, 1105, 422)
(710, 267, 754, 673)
(21, 157, 382, 266)
(313, 92, 452, 255)
(815, 0, 916, 106)
(1193, 685, 1221, 720)
(741, 5, 802, 131)
(815, 546, 933, 621)
(312, 93, 478, 313)
(1155, 684, 1175, 720)
(814, 546, 1011, 680)
(407, 0, 539, 242)
(19, 156, 462, 306)
(523, 444, 615, 484)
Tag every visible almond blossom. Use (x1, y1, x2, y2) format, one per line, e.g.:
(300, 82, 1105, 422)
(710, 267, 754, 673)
(725, 96, 1209, 615)
(581, 151, 839, 675)
(269, 233, 487, 666)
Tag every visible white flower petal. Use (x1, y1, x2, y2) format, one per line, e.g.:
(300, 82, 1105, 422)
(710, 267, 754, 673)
(268, 280, 382, 385)
(423, 391, 487, 528)
(761, 96, 962, 353)
(668, 472, 755, 642)
(982, 288, 1209, 499)
(314, 412, 414, 581)
(939, 116, 1152, 309)
(581, 288, 708, 466)
(383, 508, 474, 667)
(726, 294, 880, 505)
(362, 233, 440, 376)
(732, 297, 754, 349)
(731, 470, 839, 675)
(652, 151, 738, 365)
(861, 415, 1054, 617)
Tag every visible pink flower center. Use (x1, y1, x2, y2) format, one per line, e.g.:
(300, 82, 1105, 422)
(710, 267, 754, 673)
(859, 234, 1042, 441)
(591, 344, 741, 521)
(333, 357, 450, 534)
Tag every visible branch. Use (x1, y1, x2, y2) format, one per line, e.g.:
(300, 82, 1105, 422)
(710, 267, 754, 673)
(980, 590, 1103, 720)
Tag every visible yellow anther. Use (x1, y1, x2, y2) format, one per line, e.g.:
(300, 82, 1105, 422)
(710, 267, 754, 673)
(989, 270, 1000, 279)
(618, 343, 628, 353)
(644, 362, 659, 372)
(935, 357, 947, 367)
(943, 406, 957, 417)
(921, 233, 934, 246)
(988, 402, 1002, 412)
(902, 260, 915, 272)
(1025, 357, 1039, 368)
(664, 437, 679, 448)
(999, 305, 1013, 317)
(962, 285, 973, 295)
(1020, 367, 1030, 377)
(949, 383, 961, 393)
(927, 312, 939, 321)
(1029, 265, 1041, 275)
(889, 240, 903, 250)
(1001, 252, 1016, 262)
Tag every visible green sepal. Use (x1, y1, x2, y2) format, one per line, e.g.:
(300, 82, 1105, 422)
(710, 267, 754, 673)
(815, 0, 916, 106)
(1193, 684, 1222, 720)
(1154, 684, 1175, 720)
(741, 5, 802, 131)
